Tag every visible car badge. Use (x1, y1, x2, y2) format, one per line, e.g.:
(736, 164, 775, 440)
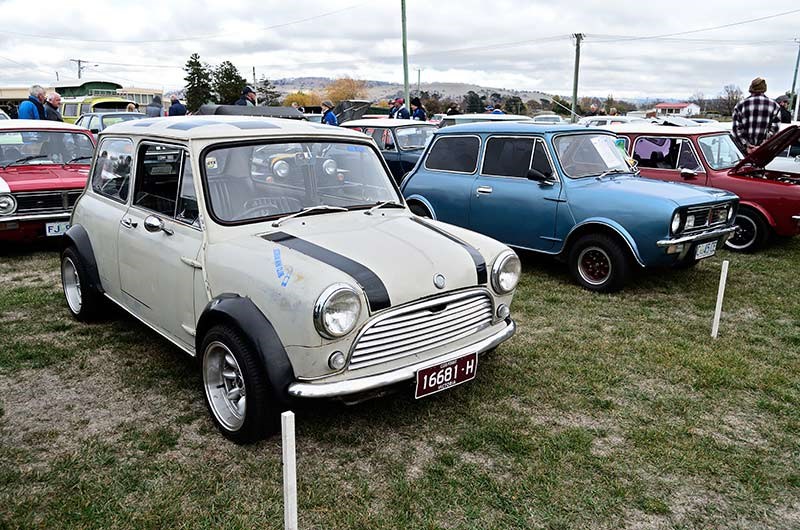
(433, 274, 446, 290)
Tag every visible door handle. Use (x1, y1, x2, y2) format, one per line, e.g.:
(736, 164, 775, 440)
(120, 217, 137, 229)
(476, 186, 493, 196)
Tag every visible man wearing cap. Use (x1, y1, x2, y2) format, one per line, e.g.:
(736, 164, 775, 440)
(776, 95, 792, 124)
(732, 77, 781, 154)
(391, 98, 410, 119)
(235, 86, 256, 106)
(321, 100, 338, 126)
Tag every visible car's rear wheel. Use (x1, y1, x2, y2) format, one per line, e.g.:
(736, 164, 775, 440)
(726, 209, 768, 252)
(568, 234, 630, 293)
(201, 324, 278, 443)
(61, 246, 103, 321)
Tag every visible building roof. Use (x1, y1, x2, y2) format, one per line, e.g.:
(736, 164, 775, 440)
(342, 118, 438, 128)
(654, 102, 694, 109)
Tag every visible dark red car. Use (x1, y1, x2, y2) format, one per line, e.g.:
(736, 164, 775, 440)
(610, 123, 800, 252)
(0, 120, 95, 241)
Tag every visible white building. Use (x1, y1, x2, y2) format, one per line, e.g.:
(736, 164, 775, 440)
(655, 102, 701, 117)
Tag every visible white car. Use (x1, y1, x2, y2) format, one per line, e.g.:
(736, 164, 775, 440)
(531, 114, 565, 124)
(577, 115, 647, 127)
(60, 116, 519, 442)
(0, 109, 10, 120)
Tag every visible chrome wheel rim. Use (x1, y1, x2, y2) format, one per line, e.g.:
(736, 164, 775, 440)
(578, 246, 612, 286)
(62, 257, 82, 314)
(727, 215, 757, 250)
(203, 341, 246, 432)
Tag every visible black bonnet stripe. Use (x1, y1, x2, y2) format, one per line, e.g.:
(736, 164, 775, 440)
(263, 232, 391, 312)
(410, 217, 487, 285)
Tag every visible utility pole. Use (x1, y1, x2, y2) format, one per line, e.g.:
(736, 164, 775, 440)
(416, 68, 421, 96)
(70, 59, 85, 79)
(253, 66, 258, 105)
(570, 33, 584, 123)
(792, 38, 800, 121)
(401, 0, 410, 114)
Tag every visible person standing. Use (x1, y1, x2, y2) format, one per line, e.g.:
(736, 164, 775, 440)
(320, 100, 338, 126)
(585, 103, 599, 117)
(145, 95, 163, 117)
(43, 92, 63, 122)
(776, 95, 792, 124)
(168, 95, 187, 116)
(126, 103, 137, 113)
(235, 86, 256, 106)
(410, 97, 426, 121)
(446, 102, 461, 115)
(17, 85, 47, 120)
(392, 98, 409, 119)
(732, 77, 781, 153)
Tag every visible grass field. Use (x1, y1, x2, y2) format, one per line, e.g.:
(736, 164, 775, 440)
(0, 239, 798, 529)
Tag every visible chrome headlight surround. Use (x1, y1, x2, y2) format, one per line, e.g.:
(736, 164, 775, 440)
(491, 250, 521, 295)
(272, 159, 290, 178)
(0, 194, 16, 216)
(314, 284, 362, 339)
(322, 158, 337, 176)
(671, 211, 683, 235)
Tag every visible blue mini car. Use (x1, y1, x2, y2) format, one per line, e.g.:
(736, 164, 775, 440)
(401, 123, 739, 292)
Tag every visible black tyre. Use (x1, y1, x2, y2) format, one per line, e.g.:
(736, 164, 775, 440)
(408, 201, 433, 218)
(568, 234, 630, 293)
(201, 324, 278, 443)
(60, 246, 104, 321)
(725, 208, 769, 252)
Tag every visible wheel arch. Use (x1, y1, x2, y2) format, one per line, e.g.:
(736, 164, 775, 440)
(737, 201, 775, 229)
(62, 224, 104, 293)
(405, 194, 437, 220)
(196, 294, 295, 405)
(562, 220, 645, 267)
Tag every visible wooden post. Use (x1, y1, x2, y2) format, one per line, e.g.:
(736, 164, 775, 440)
(711, 260, 729, 338)
(282, 411, 298, 530)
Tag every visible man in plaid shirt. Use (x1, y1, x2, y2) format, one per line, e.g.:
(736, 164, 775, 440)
(732, 77, 781, 154)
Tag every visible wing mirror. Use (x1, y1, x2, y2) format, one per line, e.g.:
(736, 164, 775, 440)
(527, 168, 554, 183)
(680, 168, 698, 179)
(144, 215, 174, 236)
(90, 128, 99, 134)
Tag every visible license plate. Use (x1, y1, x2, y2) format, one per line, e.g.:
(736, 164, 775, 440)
(415, 352, 478, 399)
(695, 240, 717, 259)
(45, 221, 70, 237)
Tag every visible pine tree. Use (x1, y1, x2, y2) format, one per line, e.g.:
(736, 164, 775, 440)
(256, 76, 282, 106)
(183, 53, 214, 113)
(213, 61, 247, 105)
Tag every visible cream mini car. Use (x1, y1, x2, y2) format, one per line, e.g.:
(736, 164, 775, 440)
(60, 116, 519, 442)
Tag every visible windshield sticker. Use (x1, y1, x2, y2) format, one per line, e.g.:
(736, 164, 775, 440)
(346, 145, 366, 152)
(273, 248, 292, 287)
(591, 136, 622, 167)
(205, 157, 218, 169)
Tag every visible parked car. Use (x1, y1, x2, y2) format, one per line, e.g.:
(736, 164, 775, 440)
(531, 114, 565, 124)
(0, 120, 95, 241)
(609, 123, 800, 252)
(342, 118, 437, 182)
(428, 113, 446, 126)
(401, 122, 739, 292)
(75, 111, 145, 138)
(766, 122, 800, 174)
(60, 95, 137, 124)
(577, 115, 647, 127)
(0, 110, 9, 120)
(438, 113, 532, 128)
(61, 116, 519, 442)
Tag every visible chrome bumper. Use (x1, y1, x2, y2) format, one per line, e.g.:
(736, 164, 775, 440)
(793, 215, 800, 221)
(0, 212, 70, 223)
(287, 319, 516, 399)
(657, 225, 736, 247)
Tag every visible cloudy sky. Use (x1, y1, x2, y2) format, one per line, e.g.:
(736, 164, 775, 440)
(1, 0, 799, 100)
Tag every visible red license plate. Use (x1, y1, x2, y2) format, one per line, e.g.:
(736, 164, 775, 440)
(415, 352, 478, 399)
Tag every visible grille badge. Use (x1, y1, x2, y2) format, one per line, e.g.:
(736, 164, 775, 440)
(433, 274, 446, 290)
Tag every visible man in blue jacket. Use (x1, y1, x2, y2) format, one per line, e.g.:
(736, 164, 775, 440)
(321, 100, 338, 126)
(168, 95, 187, 116)
(17, 85, 47, 120)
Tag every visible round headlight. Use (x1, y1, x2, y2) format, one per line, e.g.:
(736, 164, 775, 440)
(322, 158, 337, 176)
(314, 284, 362, 339)
(0, 194, 16, 216)
(491, 251, 521, 294)
(671, 211, 682, 234)
(273, 159, 290, 178)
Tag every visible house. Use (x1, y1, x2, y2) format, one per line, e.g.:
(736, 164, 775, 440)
(654, 102, 701, 117)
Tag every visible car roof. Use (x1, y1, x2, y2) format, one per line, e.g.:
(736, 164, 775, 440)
(603, 123, 729, 134)
(101, 115, 369, 141)
(0, 119, 91, 132)
(343, 118, 438, 128)
(82, 112, 145, 117)
(436, 121, 596, 135)
(445, 113, 532, 121)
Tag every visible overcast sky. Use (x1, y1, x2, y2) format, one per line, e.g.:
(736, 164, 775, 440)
(1, 0, 799, 100)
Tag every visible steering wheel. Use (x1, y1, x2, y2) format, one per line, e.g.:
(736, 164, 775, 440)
(231, 205, 277, 221)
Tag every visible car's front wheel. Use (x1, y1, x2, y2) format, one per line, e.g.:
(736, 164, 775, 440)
(726, 208, 768, 252)
(61, 246, 104, 321)
(568, 234, 630, 293)
(201, 325, 278, 443)
(408, 201, 433, 218)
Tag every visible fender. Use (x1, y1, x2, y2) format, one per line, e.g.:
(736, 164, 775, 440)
(737, 200, 776, 228)
(195, 294, 295, 404)
(562, 218, 646, 267)
(403, 194, 438, 220)
(62, 224, 104, 293)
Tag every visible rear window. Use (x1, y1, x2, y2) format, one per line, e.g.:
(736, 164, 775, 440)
(63, 104, 78, 116)
(424, 136, 480, 173)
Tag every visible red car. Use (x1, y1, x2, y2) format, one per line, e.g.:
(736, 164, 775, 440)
(0, 120, 95, 241)
(610, 123, 800, 252)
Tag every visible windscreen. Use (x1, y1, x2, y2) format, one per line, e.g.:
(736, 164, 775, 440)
(0, 131, 94, 166)
(395, 126, 435, 150)
(204, 141, 400, 223)
(697, 134, 744, 170)
(553, 133, 631, 178)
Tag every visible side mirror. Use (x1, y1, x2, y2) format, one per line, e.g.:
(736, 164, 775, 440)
(680, 168, 698, 179)
(527, 168, 553, 182)
(144, 215, 173, 236)
(90, 128, 99, 134)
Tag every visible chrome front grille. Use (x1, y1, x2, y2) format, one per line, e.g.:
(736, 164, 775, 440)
(684, 203, 730, 233)
(14, 191, 81, 214)
(348, 290, 494, 371)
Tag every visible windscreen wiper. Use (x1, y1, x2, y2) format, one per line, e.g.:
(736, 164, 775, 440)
(595, 168, 629, 179)
(2, 155, 48, 169)
(364, 201, 405, 215)
(65, 155, 93, 165)
(271, 205, 348, 227)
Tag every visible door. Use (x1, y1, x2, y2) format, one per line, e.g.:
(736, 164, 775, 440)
(632, 136, 705, 185)
(117, 143, 202, 348)
(469, 136, 561, 251)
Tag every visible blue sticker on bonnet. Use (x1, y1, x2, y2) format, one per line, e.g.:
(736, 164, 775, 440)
(273, 248, 292, 287)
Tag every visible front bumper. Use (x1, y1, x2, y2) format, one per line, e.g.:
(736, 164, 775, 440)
(0, 212, 70, 223)
(287, 318, 516, 398)
(793, 215, 800, 222)
(657, 225, 735, 259)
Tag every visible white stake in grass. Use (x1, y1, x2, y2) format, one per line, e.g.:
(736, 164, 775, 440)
(711, 260, 730, 338)
(282, 411, 298, 530)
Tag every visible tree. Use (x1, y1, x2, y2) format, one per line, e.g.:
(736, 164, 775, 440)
(213, 61, 247, 105)
(462, 91, 485, 113)
(689, 90, 705, 113)
(283, 91, 322, 108)
(719, 84, 743, 116)
(503, 96, 526, 115)
(325, 77, 367, 103)
(256, 76, 282, 106)
(183, 53, 215, 112)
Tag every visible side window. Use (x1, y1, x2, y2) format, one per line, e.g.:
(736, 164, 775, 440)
(87, 116, 100, 131)
(531, 140, 554, 177)
(483, 137, 534, 178)
(365, 128, 394, 150)
(80, 104, 92, 116)
(676, 139, 701, 171)
(133, 143, 182, 216)
(91, 138, 134, 202)
(633, 137, 674, 169)
(176, 153, 199, 226)
(63, 104, 78, 117)
(424, 136, 480, 173)
(75, 116, 85, 127)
